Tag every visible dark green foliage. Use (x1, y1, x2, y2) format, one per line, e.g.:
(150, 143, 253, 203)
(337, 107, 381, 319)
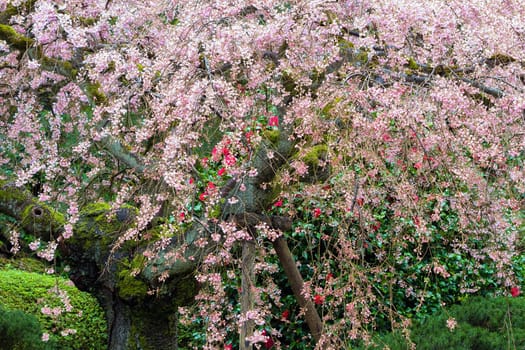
(0, 305, 57, 350)
(0, 268, 107, 350)
(360, 296, 525, 350)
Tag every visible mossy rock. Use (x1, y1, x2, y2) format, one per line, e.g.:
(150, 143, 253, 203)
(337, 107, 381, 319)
(0, 268, 107, 349)
(360, 296, 525, 350)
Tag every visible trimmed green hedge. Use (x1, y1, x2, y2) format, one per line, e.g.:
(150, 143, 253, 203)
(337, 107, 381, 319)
(0, 268, 107, 349)
(361, 296, 525, 350)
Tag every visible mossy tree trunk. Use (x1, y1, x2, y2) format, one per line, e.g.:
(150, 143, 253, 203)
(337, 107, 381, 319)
(0, 182, 197, 349)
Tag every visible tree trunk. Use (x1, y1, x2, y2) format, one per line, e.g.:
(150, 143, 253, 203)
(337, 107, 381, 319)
(240, 239, 256, 350)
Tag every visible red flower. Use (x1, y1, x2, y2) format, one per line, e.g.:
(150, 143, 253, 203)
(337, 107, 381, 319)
(326, 273, 334, 281)
(222, 147, 230, 156)
(281, 309, 290, 320)
(199, 193, 206, 201)
(178, 212, 185, 221)
(273, 199, 283, 207)
(224, 344, 233, 350)
(207, 182, 216, 191)
(268, 115, 279, 127)
(414, 162, 423, 170)
(356, 197, 364, 206)
(189, 178, 194, 185)
(313, 208, 322, 218)
(261, 330, 274, 349)
(511, 286, 520, 297)
(218, 167, 226, 176)
(313, 294, 324, 305)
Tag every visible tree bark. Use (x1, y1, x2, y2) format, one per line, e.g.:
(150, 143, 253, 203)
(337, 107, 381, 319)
(240, 239, 256, 350)
(272, 237, 323, 343)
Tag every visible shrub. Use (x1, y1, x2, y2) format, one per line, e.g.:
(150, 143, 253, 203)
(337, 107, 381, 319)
(0, 268, 107, 349)
(0, 305, 58, 350)
(361, 296, 525, 350)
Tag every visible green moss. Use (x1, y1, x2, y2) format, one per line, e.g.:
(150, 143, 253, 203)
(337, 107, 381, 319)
(75, 16, 97, 26)
(0, 181, 65, 239)
(355, 50, 369, 65)
(116, 256, 149, 300)
(407, 57, 419, 70)
(84, 82, 107, 104)
(0, 24, 34, 51)
(0, 257, 46, 273)
(116, 271, 149, 300)
(281, 71, 298, 96)
(40, 56, 78, 78)
(208, 203, 222, 219)
(263, 129, 281, 144)
(0, 269, 107, 349)
(21, 203, 66, 233)
(321, 97, 342, 118)
(72, 202, 134, 250)
(0, 180, 27, 202)
(303, 144, 328, 167)
(487, 53, 515, 66)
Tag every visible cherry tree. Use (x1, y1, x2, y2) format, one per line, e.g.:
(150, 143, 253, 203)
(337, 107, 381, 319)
(0, 0, 524, 349)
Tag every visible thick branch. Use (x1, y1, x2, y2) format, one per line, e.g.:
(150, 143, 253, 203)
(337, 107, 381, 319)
(273, 237, 323, 343)
(0, 181, 64, 240)
(97, 136, 146, 174)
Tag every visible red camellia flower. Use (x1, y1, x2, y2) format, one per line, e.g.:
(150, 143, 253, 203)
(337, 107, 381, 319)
(207, 181, 216, 191)
(281, 309, 290, 320)
(313, 294, 324, 305)
(313, 208, 322, 218)
(326, 273, 334, 281)
(414, 162, 423, 169)
(268, 115, 279, 127)
(199, 193, 206, 201)
(261, 330, 274, 349)
(224, 344, 233, 350)
(511, 286, 520, 297)
(273, 199, 283, 207)
(218, 167, 226, 176)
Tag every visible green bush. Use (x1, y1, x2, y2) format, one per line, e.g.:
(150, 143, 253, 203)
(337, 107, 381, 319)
(0, 268, 107, 349)
(361, 296, 525, 350)
(0, 305, 58, 350)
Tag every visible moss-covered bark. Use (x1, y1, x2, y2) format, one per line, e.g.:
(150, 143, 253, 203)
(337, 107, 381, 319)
(0, 181, 65, 240)
(0, 183, 199, 349)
